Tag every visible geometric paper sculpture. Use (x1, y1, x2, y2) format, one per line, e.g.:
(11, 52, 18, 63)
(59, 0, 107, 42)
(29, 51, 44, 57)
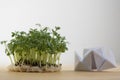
(75, 48, 117, 71)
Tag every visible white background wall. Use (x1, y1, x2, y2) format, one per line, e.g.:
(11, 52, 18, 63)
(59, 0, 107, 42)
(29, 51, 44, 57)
(0, 0, 120, 68)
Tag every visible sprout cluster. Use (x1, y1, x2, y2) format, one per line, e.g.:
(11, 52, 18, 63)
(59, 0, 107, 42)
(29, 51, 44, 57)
(1, 25, 68, 67)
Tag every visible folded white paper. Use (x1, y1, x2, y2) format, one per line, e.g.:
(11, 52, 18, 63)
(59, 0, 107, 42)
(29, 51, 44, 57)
(75, 48, 117, 71)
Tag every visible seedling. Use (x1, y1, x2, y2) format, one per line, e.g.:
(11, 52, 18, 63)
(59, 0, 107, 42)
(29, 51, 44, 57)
(1, 24, 68, 72)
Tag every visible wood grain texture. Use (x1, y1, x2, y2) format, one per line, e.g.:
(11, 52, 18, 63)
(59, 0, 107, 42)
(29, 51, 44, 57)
(0, 66, 120, 80)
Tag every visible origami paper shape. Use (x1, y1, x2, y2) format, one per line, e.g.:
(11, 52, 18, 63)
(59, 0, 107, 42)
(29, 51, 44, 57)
(75, 48, 117, 71)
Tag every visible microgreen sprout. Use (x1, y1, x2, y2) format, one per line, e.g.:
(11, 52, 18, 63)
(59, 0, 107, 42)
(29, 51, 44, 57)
(1, 24, 68, 69)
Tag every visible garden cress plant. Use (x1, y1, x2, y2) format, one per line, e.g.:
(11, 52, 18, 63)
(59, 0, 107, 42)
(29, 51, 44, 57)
(1, 24, 68, 72)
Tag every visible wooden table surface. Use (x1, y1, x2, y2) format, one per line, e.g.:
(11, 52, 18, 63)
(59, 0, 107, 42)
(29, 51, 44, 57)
(0, 66, 120, 80)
